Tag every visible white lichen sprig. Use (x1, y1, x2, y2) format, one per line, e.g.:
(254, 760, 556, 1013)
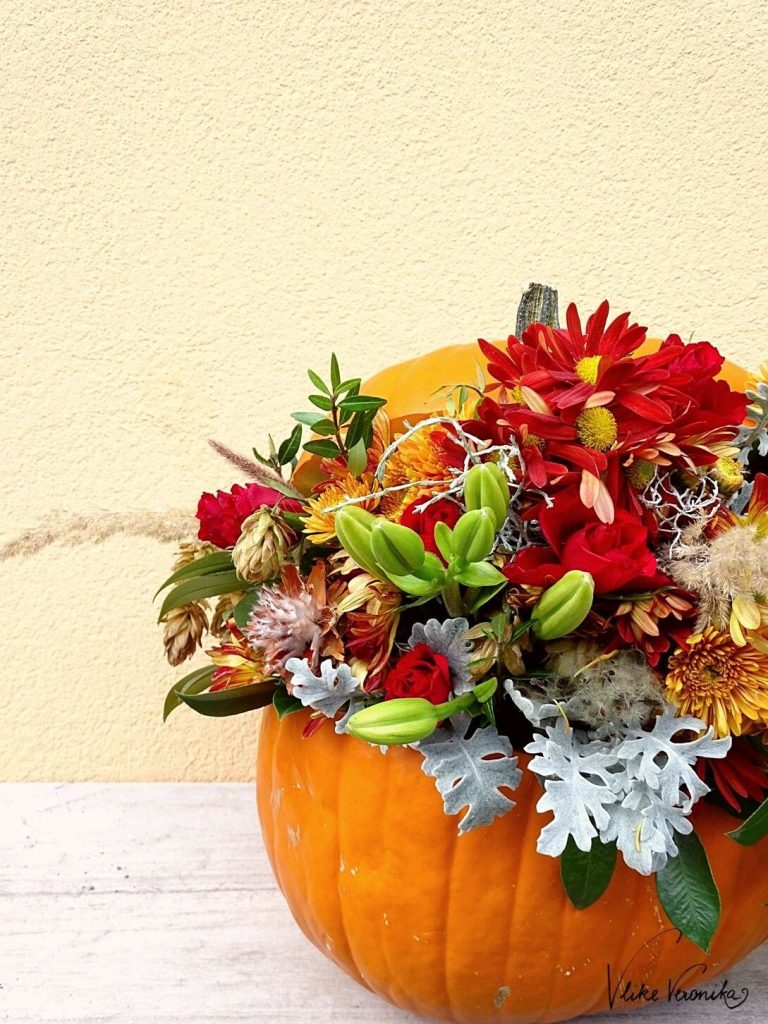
(638, 470, 720, 554)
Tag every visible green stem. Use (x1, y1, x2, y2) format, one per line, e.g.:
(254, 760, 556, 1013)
(442, 578, 464, 617)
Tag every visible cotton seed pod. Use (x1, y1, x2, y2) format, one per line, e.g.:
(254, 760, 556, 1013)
(232, 508, 294, 584)
(345, 698, 441, 745)
(334, 505, 382, 577)
(370, 520, 426, 576)
(464, 462, 510, 529)
(451, 508, 496, 563)
(531, 570, 595, 640)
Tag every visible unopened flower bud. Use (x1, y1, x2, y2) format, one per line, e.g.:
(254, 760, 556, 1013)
(464, 463, 510, 529)
(370, 520, 426, 576)
(232, 507, 294, 584)
(712, 456, 744, 497)
(334, 505, 382, 577)
(531, 570, 595, 640)
(452, 508, 496, 563)
(345, 697, 441, 744)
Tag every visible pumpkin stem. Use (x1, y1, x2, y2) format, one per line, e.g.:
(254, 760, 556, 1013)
(516, 283, 560, 336)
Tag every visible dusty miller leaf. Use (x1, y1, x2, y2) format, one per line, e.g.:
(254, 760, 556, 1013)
(417, 713, 521, 834)
(525, 719, 620, 856)
(284, 658, 360, 717)
(600, 780, 694, 876)
(736, 380, 768, 464)
(616, 707, 730, 811)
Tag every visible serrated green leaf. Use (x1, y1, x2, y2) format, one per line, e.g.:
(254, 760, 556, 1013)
(728, 795, 768, 845)
(154, 550, 234, 598)
(273, 688, 304, 719)
(158, 570, 243, 621)
(232, 589, 260, 630)
(656, 830, 720, 953)
(178, 679, 277, 717)
(309, 393, 333, 411)
(307, 368, 329, 394)
(560, 837, 617, 909)
(303, 439, 341, 458)
(277, 424, 302, 465)
(330, 353, 341, 391)
(346, 437, 368, 477)
(163, 665, 215, 722)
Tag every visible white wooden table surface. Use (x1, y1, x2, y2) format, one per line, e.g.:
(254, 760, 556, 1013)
(1, 785, 765, 1024)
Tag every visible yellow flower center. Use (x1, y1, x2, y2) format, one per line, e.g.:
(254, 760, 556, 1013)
(576, 407, 618, 452)
(627, 459, 656, 491)
(575, 355, 601, 385)
(508, 385, 525, 405)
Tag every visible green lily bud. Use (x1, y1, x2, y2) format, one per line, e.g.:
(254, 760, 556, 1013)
(335, 505, 382, 577)
(451, 508, 496, 564)
(386, 551, 446, 597)
(531, 570, 595, 640)
(464, 463, 510, 530)
(346, 679, 499, 745)
(370, 520, 426, 576)
(345, 697, 442, 744)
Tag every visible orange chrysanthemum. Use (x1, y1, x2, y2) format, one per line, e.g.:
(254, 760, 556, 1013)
(381, 426, 457, 519)
(666, 627, 768, 737)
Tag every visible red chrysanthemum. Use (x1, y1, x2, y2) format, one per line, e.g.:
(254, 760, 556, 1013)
(697, 738, 768, 813)
(196, 483, 301, 549)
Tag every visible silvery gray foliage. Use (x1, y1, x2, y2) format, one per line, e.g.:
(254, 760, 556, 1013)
(730, 478, 754, 515)
(601, 780, 694, 875)
(417, 713, 522, 834)
(510, 684, 731, 874)
(284, 658, 359, 717)
(334, 697, 366, 735)
(616, 706, 729, 811)
(525, 718, 620, 856)
(736, 379, 768, 464)
(409, 617, 473, 693)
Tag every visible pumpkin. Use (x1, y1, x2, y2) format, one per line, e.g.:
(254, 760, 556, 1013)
(257, 710, 768, 1024)
(261, 341, 766, 1024)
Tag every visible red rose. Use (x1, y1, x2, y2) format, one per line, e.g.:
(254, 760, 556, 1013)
(505, 490, 667, 595)
(400, 496, 462, 557)
(383, 643, 452, 704)
(196, 483, 301, 548)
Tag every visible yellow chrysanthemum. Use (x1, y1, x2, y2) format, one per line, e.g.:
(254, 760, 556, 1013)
(665, 627, 768, 737)
(303, 475, 378, 545)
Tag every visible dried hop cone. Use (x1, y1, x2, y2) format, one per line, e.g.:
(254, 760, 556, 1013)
(163, 601, 209, 666)
(232, 507, 294, 584)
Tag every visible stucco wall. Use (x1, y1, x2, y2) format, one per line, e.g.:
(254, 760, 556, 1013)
(2, 1, 767, 780)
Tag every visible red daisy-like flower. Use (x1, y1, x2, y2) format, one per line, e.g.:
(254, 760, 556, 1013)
(697, 738, 768, 813)
(476, 301, 746, 523)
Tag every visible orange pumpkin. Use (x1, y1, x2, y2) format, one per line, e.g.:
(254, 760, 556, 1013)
(260, 342, 766, 1023)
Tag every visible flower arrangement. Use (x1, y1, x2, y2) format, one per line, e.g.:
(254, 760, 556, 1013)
(157, 284, 768, 956)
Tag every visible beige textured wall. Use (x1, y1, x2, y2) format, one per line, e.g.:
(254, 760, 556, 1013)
(2, 1, 767, 780)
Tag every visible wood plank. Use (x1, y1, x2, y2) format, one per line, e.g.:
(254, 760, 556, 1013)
(0, 785, 764, 1023)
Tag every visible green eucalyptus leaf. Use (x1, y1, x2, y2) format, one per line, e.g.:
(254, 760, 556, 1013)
(303, 439, 341, 458)
(178, 679, 277, 718)
(339, 395, 386, 413)
(655, 830, 721, 953)
(163, 665, 215, 722)
(307, 368, 330, 394)
(347, 437, 368, 477)
(158, 571, 243, 621)
(309, 393, 333, 411)
(311, 419, 339, 437)
(273, 688, 304, 720)
(154, 550, 234, 598)
(728, 794, 768, 845)
(291, 411, 326, 428)
(330, 353, 341, 391)
(277, 424, 302, 465)
(336, 377, 361, 394)
(560, 837, 617, 909)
